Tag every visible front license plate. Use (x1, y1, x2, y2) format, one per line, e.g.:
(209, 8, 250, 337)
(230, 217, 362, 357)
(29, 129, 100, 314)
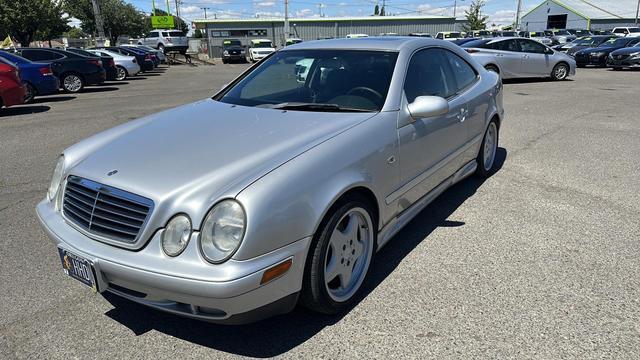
(58, 248, 98, 292)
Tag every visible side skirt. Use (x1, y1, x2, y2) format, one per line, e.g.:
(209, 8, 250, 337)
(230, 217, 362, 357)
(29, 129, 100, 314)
(376, 159, 477, 251)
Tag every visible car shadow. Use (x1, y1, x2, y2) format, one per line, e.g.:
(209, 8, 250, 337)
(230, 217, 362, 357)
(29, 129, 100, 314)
(101, 82, 129, 86)
(127, 77, 147, 80)
(104, 148, 508, 357)
(0, 105, 51, 116)
(139, 73, 161, 77)
(503, 78, 573, 84)
(81, 87, 119, 93)
(32, 96, 76, 104)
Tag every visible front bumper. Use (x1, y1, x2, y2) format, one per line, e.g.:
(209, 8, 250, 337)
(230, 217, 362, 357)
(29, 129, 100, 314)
(36, 199, 310, 324)
(223, 54, 246, 61)
(574, 54, 607, 66)
(608, 56, 640, 68)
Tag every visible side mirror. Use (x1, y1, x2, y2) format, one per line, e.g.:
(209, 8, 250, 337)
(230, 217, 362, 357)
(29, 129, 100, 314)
(545, 48, 555, 55)
(407, 96, 449, 119)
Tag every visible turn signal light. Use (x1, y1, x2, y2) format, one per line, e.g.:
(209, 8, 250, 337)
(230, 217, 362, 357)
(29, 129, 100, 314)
(260, 259, 292, 285)
(39, 66, 52, 76)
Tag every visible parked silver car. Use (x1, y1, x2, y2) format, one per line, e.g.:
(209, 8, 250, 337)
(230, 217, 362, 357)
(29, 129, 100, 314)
(37, 37, 504, 324)
(87, 49, 140, 80)
(462, 37, 576, 80)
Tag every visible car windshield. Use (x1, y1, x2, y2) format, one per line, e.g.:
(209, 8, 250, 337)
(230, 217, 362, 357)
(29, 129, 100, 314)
(224, 40, 242, 47)
(553, 30, 571, 35)
(530, 32, 545, 37)
(575, 37, 594, 45)
(602, 38, 628, 47)
(252, 41, 273, 48)
(501, 31, 517, 36)
(216, 49, 398, 112)
(0, 50, 31, 64)
(445, 32, 462, 38)
(575, 30, 591, 36)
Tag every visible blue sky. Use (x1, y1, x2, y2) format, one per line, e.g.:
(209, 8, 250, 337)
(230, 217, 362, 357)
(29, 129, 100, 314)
(123, 0, 543, 25)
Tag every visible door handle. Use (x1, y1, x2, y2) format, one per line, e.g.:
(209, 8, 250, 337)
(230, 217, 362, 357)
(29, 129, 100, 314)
(457, 108, 468, 122)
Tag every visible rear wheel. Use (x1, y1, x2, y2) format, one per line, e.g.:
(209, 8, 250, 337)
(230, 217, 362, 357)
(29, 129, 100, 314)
(61, 73, 84, 93)
(476, 120, 499, 177)
(115, 66, 127, 81)
(24, 82, 36, 103)
(485, 64, 499, 74)
(300, 196, 376, 314)
(551, 62, 569, 80)
(158, 44, 165, 53)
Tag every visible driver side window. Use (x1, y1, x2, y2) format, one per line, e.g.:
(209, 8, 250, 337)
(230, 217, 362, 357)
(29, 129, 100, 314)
(404, 48, 456, 103)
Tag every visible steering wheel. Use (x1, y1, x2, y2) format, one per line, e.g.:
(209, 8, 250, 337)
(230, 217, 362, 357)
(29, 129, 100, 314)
(346, 87, 383, 103)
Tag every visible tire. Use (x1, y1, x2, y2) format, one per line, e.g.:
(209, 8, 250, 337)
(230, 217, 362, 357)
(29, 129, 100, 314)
(300, 195, 377, 314)
(61, 73, 84, 93)
(222, 59, 227, 64)
(475, 119, 499, 178)
(612, 67, 622, 71)
(24, 82, 36, 103)
(115, 66, 127, 81)
(158, 44, 165, 53)
(551, 62, 569, 81)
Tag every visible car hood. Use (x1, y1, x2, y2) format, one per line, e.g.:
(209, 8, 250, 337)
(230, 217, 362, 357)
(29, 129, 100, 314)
(251, 47, 276, 52)
(67, 99, 375, 213)
(224, 46, 244, 51)
(611, 47, 640, 55)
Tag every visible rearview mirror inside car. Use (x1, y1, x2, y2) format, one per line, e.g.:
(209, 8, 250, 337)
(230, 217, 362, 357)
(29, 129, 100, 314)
(407, 96, 449, 119)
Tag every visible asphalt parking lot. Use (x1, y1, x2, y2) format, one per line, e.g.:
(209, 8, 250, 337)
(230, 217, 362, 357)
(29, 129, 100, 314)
(1, 64, 639, 359)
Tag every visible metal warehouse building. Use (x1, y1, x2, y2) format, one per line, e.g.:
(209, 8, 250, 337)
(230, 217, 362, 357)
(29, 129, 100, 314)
(521, 0, 640, 32)
(192, 16, 456, 58)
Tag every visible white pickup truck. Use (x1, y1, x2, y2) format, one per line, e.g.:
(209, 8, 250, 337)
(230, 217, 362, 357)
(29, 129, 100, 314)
(138, 29, 188, 54)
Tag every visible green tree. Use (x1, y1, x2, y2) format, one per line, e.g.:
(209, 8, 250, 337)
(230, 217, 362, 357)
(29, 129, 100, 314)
(374, 4, 379, 15)
(380, 6, 385, 16)
(193, 29, 203, 38)
(65, 0, 148, 45)
(0, 0, 69, 46)
(461, 0, 489, 31)
(64, 27, 88, 39)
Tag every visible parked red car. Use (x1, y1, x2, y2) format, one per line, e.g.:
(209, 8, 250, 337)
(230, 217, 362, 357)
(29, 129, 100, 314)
(0, 59, 26, 108)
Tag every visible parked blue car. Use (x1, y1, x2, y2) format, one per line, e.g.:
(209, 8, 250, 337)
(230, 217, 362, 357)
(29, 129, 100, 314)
(0, 50, 59, 103)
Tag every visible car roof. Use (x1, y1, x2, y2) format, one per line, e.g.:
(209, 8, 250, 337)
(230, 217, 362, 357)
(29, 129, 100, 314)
(283, 36, 444, 52)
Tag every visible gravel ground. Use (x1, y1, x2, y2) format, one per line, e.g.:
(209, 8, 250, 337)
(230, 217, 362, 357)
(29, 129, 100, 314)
(0, 63, 638, 359)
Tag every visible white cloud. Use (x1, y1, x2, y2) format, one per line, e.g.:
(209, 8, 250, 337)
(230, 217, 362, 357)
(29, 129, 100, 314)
(256, 1, 275, 7)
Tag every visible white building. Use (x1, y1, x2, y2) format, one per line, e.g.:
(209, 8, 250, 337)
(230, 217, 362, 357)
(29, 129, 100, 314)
(521, 0, 639, 31)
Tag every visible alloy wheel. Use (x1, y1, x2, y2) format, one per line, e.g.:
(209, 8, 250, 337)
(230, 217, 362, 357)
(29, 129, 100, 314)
(115, 67, 126, 81)
(324, 207, 374, 303)
(63, 75, 82, 92)
(483, 122, 498, 171)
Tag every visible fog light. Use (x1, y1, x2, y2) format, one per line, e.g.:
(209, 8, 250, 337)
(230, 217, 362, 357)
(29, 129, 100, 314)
(260, 259, 293, 285)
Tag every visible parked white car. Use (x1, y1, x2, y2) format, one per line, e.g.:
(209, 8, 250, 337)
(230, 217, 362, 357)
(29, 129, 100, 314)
(87, 49, 140, 80)
(435, 32, 463, 41)
(612, 27, 640, 37)
(248, 39, 276, 62)
(138, 29, 188, 53)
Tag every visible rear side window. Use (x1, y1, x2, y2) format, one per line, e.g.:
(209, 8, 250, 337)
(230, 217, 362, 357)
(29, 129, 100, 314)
(149, 31, 159, 37)
(168, 31, 184, 37)
(518, 39, 547, 54)
(404, 48, 456, 102)
(491, 39, 520, 52)
(613, 28, 628, 34)
(443, 51, 478, 92)
(21, 50, 57, 61)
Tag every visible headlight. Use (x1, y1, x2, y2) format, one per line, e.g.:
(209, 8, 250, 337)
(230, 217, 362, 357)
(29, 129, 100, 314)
(240, 50, 245, 54)
(630, 52, 640, 58)
(592, 52, 606, 57)
(223, 50, 229, 56)
(200, 200, 246, 263)
(162, 215, 192, 256)
(48, 155, 65, 201)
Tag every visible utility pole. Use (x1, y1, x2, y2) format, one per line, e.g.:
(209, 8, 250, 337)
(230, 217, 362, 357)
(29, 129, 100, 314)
(202, 7, 210, 19)
(175, 0, 181, 29)
(515, 0, 523, 30)
(90, 0, 106, 46)
(284, 0, 290, 40)
(318, 3, 324, 17)
(635, 0, 639, 25)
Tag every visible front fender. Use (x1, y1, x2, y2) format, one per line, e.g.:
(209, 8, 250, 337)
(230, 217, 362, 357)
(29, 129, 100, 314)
(234, 112, 399, 260)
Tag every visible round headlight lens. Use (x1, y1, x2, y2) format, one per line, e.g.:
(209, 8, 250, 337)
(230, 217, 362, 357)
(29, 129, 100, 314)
(200, 200, 246, 263)
(162, 215, 192, 256)
(48, 156, 65, 201)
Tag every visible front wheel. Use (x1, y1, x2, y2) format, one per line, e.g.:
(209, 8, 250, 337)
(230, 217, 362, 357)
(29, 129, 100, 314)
(61, 73, 84, 93)
(300, 196, 376, 314)
(551, 63, 569, 80)
(115, 66, 127, 81)
(476, 120, 499, 177)
(158, 44, 165, 53)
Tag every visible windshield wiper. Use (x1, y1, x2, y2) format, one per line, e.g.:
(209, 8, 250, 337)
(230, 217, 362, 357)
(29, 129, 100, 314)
(266, 102, 372, 112)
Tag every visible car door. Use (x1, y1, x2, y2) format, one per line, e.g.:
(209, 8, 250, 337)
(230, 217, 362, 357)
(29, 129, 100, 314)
(517, 39, 552, 76)
(490, 39, 523, 77)
(395, 47, 470, 208)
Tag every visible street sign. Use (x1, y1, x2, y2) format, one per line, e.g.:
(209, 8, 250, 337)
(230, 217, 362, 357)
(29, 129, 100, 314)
(151, 16, 174, 28)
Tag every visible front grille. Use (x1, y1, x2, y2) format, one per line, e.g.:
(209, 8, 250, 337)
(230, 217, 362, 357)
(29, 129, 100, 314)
(616, 54, 630, 60)
(62, 176, 153, 244)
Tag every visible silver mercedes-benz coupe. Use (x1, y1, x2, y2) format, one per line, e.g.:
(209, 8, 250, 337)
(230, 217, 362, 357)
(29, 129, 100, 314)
(37, 37, 504, 324)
